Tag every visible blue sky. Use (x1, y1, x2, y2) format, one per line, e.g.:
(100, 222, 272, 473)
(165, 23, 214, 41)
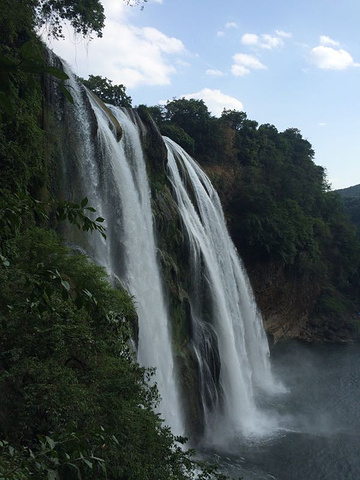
(46, 0, 360, 189)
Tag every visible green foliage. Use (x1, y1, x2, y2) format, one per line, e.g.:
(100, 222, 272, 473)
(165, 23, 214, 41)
(337, 184, 360, 236)
(0, 227, 226, 479)
(0, 192, 107, 255)
(81, 75, 132, 107)
(34, 0, 105, 39)
(161, 123, 195, 154)
(148, 97, 360, 323)
(153, 98, 222, 162)
(220, 109, 247, 130)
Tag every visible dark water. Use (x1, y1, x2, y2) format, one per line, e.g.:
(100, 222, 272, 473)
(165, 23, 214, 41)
(202, 342, 360, 480)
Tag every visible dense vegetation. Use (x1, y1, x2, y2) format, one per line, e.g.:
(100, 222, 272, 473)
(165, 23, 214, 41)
(337, 184, 360, 236)
(145, 99, 360, 336)
(81, 75, 132, 107)
(0, 1, 226, 479)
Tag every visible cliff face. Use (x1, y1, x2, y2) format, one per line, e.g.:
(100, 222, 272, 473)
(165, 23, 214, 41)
(248, 262, 355, 345)
(203, 163, 357, 345)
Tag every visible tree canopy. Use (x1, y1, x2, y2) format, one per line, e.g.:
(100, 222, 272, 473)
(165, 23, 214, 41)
(142, 98, 360, 326)
(81, 75, 132, 107)
(35, 0, 105, 39)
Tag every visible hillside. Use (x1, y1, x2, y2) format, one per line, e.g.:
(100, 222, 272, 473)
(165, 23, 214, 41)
(336, 184, 360, 234)
(147, 99, 360, 343)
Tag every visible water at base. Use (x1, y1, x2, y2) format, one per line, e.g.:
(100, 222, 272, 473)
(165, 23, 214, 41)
(201, 342, 360, 480)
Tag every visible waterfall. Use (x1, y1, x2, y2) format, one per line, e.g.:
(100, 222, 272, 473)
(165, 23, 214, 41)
(61, 68, 183, 436)
(58, 67, 278, 443)
(164, 137, 277, 439)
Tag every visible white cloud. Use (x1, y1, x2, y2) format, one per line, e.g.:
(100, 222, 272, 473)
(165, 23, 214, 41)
(261, 34, 283, 49)
(309, 45, 360, 70)
(241, 32, 284, 49)
(141, 27, 184, 53)
(231, 65, 251, 76)
(318, 122, 327, 127)
(181, 88, 244, 116)
(320, 35, 339, 47)
(46, 3, 186, 88)
(176, 59, 191, 68)
(225, 22, 239, 29)
(205, 69, 225, 76)
(231, 53, 267, 76)
(241, 33, 259, 46)
(216, 21, 238, 37)
(276, 30, 292, 38)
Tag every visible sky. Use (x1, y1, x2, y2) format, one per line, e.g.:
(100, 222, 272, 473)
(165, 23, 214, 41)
(45, 0, 360, 190)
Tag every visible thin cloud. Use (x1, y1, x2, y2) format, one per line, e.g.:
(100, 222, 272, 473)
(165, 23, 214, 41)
(276, 30, 292, 38)
(241, 32, 285, 50)
(231, 53, 267, 76)
(217, 30, 225, 37)
(182, 88, 244, 116)
(206, 69, 225, 76)
(225, 22, 239, 29)
(320, 35, 339, 47)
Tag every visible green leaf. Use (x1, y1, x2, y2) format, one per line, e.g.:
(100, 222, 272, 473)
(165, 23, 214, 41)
(45, 66, 70, 80)
(21, 41, 39, 60)
(61, 280, 71, 291)
(90, 455, 105, 463)
(47, 469, 58, 480)
(95, 217, 105, 223)
(0, 254, 10, 267)
(45, 436, 56, 450)
(60, 84, 74, 104)
(81, 197, 88, 207)
(82, 458, 93, 469)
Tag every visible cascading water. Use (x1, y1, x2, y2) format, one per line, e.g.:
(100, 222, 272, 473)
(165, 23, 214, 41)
(61, 68, 183, 436)
(58, 66, 279, 443)
(164, 137, 278, 439)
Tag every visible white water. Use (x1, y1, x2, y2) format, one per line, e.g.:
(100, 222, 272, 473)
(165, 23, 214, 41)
(61, 68, 280, 441)
(63, 71, 183, 435)
(164, 137, 278, 439)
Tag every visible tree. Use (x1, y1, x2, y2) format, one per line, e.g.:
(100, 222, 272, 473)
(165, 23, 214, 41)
(81, 75, 132, 107)
(162, 98, 222, 161)
(34, 0, 105, 39)
(220, 109, 247, 130)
